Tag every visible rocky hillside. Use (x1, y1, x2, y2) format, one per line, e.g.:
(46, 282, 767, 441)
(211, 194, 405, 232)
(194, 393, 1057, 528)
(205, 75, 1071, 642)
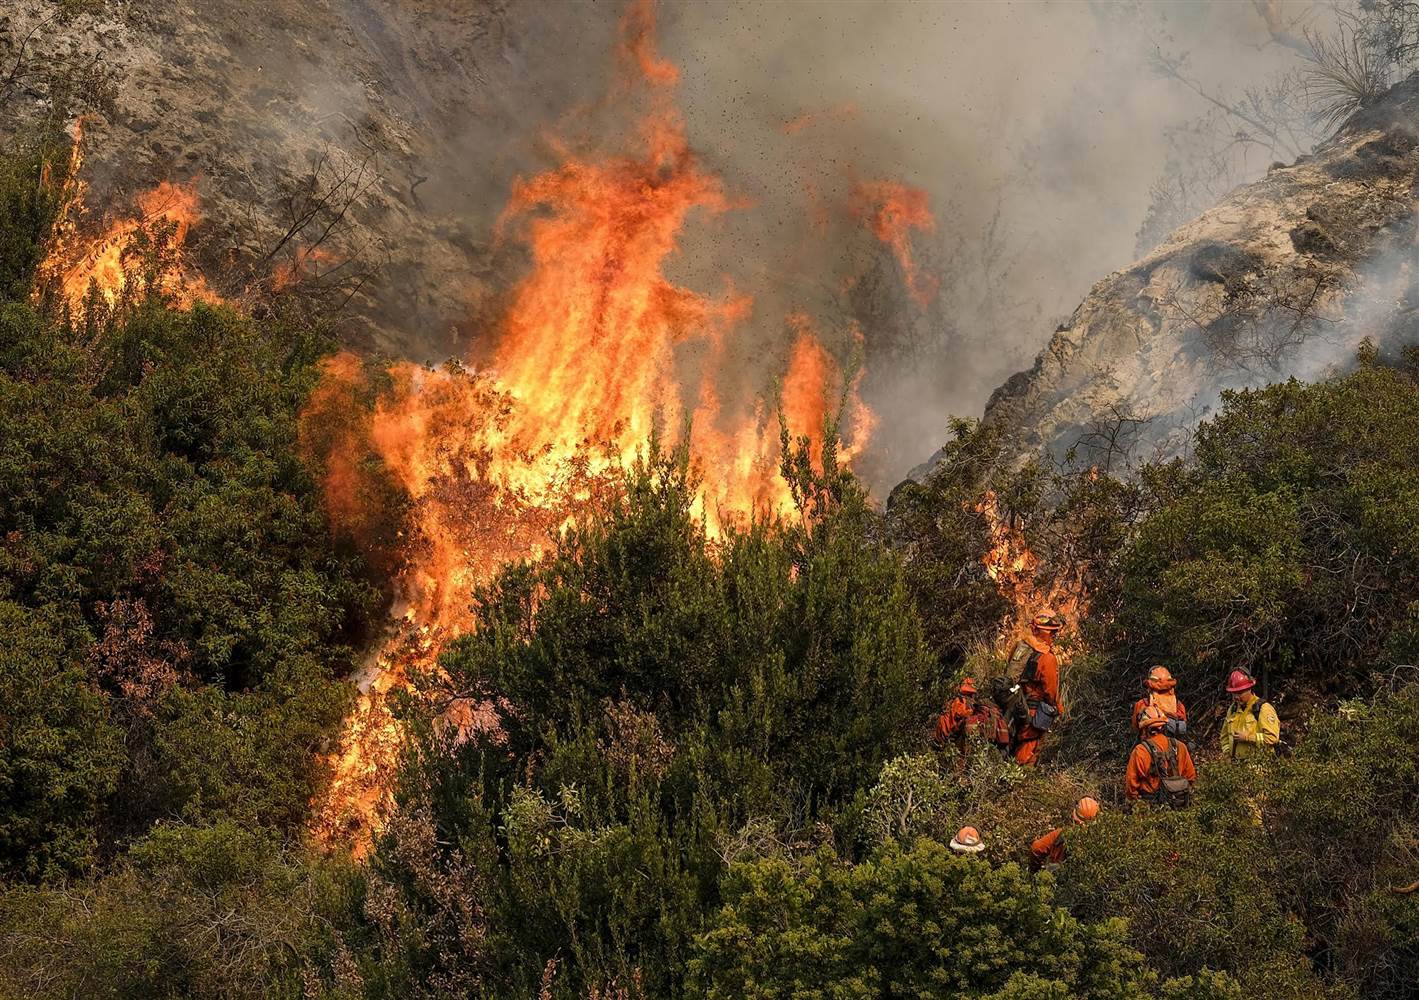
(979, 75, 1419, 469)
(5, 1, 615, 357)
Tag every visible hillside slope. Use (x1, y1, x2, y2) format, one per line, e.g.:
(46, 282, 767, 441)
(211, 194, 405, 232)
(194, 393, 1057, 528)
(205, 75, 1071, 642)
(978, 75, 1419, 468)
(5, 1, 615, 356)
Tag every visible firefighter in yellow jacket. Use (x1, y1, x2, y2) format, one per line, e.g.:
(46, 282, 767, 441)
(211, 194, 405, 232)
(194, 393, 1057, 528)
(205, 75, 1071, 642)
(1220, 670, 1280, 759)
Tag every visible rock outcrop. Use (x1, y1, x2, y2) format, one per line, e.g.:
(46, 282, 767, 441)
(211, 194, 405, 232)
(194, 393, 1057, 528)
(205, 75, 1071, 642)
(978, 76, 1419, 469)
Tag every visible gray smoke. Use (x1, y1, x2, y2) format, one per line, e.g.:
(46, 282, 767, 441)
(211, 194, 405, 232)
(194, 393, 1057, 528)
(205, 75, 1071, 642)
(8, 0, 1338, 488)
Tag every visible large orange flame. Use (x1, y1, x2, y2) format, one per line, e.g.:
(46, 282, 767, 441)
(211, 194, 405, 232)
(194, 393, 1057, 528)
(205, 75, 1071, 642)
(309, 0, 877, 854)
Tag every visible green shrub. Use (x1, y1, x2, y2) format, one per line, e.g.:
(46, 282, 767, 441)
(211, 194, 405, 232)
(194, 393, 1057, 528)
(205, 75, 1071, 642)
(1265, 685, 1419, 999)
(0, 822, 364, 1000)
(1107, 365, 1419, 707)
(689, 837, 1233, 1000)
(0, 601, 122, 880)
(0, 290, 376, 866)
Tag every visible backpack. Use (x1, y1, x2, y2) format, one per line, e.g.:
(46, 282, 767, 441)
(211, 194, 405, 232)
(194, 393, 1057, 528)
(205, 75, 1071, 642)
(1007, 639, 1042, 686)
(989, 675, 1030, 728)
(1007, 639, 1057, 730)
(967, 701, 1011, 747)
(1142, 737, 1192, 808)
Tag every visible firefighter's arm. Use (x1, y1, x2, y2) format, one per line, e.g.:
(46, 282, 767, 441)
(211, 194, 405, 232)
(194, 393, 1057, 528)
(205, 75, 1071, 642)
(1219, 712, 1235, 754)
(1256, 702, 1281, 747)
(1124, 748, 1145, 800)
(1030, 830, 1057, 861)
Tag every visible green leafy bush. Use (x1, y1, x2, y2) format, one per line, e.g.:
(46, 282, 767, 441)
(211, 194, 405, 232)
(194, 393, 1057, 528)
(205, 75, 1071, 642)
(0, 822, 363, 1000)
(689, 838, 1235, 1000)
(1108, 364, 1419, 704)
(0, 192, 376, 872)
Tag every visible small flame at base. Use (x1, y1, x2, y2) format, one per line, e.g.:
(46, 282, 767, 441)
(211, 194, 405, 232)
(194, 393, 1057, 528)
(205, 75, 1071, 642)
(39, 123, 219, 317)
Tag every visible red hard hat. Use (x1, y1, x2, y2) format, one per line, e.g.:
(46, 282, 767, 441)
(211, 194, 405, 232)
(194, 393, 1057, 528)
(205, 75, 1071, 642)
(959, 676, 978, 695)
(1146, 666, 1175, 692)
(1225, 669, 1256, 693)
(1138, 705, 1168, 731)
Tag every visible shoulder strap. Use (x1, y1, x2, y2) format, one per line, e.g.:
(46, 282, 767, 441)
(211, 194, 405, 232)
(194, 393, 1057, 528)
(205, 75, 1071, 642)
(1250, 699, 1265, 720)
(1141, 738, 1163, 777)
(1022, 647, 1042, 685)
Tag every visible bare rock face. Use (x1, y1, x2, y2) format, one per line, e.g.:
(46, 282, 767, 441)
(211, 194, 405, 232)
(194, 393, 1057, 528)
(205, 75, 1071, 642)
(6, 0, 616, 357)
(977, 76, 1419, 470)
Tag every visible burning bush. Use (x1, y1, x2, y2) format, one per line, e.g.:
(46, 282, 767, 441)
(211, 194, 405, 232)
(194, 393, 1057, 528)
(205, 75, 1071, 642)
(356, 441, 932, 996)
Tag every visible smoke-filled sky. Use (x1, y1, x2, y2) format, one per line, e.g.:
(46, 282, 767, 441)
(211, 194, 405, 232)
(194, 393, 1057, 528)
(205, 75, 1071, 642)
(637, 0, 1321, 484)
(17, 0, 1330, 488)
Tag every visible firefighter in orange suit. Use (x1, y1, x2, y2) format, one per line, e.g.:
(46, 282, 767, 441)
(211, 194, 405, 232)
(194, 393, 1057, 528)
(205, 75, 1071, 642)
(1030, 796, 1100, 869)
(1131, 666, 1188, 740)
(936, 677, 1010, 756)
(1007, 612, 1065, 765)
(1126, 705, 1197, 807)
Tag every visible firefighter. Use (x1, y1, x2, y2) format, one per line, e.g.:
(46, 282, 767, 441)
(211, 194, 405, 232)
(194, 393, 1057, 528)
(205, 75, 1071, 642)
(949, 826, 986, 855)
(1131, 666, 1188, 739)
(1220, 669, 1280, 759)
(936, 677, 1010, 757)
(1030, 796, 1099, 869)
(1126, 705, 1196, 807)
(1007, 611, 1065, 765)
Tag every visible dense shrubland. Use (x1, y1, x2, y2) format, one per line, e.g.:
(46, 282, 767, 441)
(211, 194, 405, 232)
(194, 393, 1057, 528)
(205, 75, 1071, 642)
(0, 136, 376, 887)
(1, 132, 1418, 1000)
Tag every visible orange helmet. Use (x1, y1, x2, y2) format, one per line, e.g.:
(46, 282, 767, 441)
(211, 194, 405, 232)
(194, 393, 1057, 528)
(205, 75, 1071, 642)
(959, 676, 978, 695)
(1226, 669, 1256, 693)
(1073, 796, 1100, 823)
(1138, 705, 1168, 732)
(1146, 666, 1175, 692)
(949, 826, 985, 854)
(1031, 611, 1065, 633)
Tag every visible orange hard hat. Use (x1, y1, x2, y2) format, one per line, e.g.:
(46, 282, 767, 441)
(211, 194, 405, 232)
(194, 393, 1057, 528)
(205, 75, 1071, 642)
(950, 826, 985, 853)
(1225, 669, 1256, 694)
(1031, 611, 1065, 632)
(959, 676, 978, 695)
(1138, 704, 1168, 731)
(1073, 796, 1100, 823)
(1146, 666, 1175, 691)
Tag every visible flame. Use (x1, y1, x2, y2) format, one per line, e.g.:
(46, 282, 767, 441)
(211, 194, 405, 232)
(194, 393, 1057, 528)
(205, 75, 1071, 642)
(40, 123, 219, 316)
(271, 244, 341, 292)
(308, 0, 878, 855)
(975, 489, 1090, 655)
(850, 179, 938, 307)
